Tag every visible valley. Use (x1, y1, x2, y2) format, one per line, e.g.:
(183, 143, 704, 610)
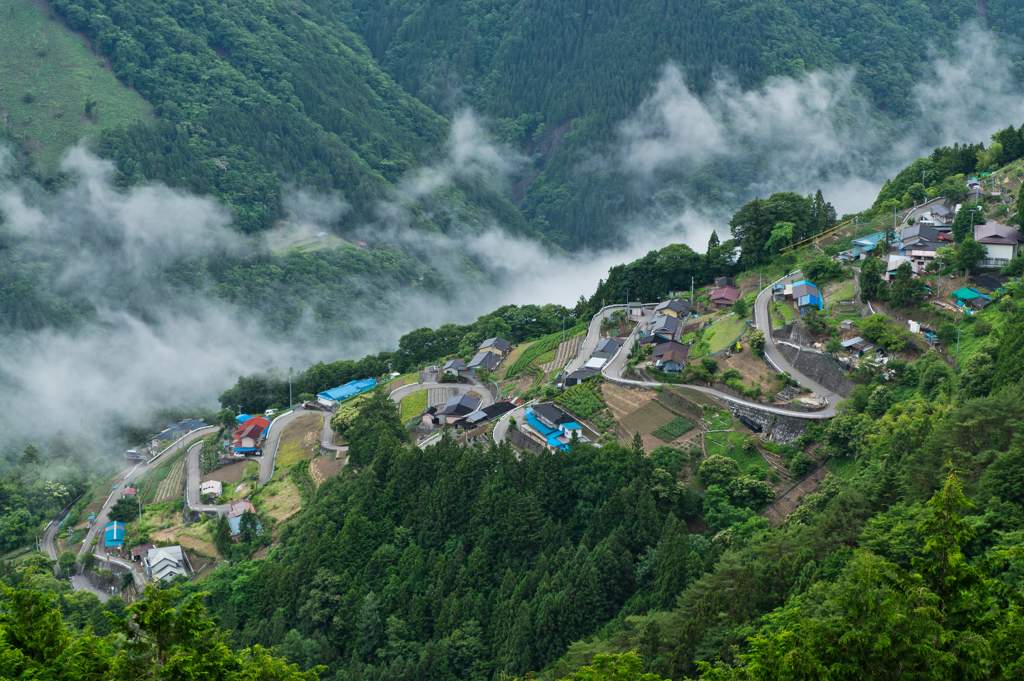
(3, 1, 1024, 679)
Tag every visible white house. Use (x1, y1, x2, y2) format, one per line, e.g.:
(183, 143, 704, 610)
(200, 480, 223, 498)
(974, 223, 1022, 269)
(145, 545, 189, 582)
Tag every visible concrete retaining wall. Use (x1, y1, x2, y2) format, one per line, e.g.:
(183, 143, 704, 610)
(777, 345, 854, 398)
(508, 428, 546, 455)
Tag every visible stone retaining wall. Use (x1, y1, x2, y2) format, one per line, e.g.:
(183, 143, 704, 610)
(716, 400, 807, 444)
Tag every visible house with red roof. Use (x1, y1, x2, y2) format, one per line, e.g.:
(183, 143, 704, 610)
(233, 416, 270, 454)
(709, 284, 740, 309)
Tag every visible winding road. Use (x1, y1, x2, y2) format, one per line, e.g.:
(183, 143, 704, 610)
(491, 274, 839, 443)
(41, 426, 215, 596)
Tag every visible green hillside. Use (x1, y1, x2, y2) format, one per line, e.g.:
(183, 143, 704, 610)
(0, 0, 152, 173)
(348, 0, 1024, 248)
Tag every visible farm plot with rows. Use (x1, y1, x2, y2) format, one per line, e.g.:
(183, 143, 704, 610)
(153, 457, 186, 502)
(620, 401, 675, 436)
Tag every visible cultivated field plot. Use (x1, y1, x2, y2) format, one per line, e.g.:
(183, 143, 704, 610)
(153, 457, 186, 502)
(202, 461, 249, 485)
(275, 414, 323, 467)
(603, 384, 655, 421)
(652, 417, 694, 442)
(310, 455, 345, 488)
(620, 401, 675, 436)
(540, 335, 584, 373)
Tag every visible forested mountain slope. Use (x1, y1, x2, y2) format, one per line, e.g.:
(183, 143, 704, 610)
(14, 0, 1022, 247)
(348, 0, 1024, 247)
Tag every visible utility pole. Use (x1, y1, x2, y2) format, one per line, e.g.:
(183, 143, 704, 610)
(854, 215, 858, 237)
(288, 367, 293, 408)
(626, 288, 629, 318)
(690, 276, 694, 304)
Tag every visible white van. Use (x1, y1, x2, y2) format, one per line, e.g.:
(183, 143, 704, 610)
(265, 409, 278, 417)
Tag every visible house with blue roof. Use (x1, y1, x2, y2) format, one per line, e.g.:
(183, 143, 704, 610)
(317, 378, 377, 408)
(523, 403, 590, 451)
(838, 232, 887, 262)
(105, 521, 125, 548)
(791, 280, 823, 316)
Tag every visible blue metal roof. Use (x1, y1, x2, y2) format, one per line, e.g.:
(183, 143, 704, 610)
(236, 414, 251, 422)
(798, 295, 823, 309)
(852, 232, 886, 246)
(105, 522, 125, 546)
(317, 378, 377, 402)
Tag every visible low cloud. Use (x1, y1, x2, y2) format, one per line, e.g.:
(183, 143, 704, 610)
(2, 23, 1022, 456)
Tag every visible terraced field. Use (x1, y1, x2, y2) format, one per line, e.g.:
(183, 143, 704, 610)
(153, 457, 185, 502)
(540, 335, 584, 373)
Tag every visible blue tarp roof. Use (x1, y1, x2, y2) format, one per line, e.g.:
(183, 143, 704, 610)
(233, 446, 259, 452)
(317, 378, 377, 402)
(236, 414, 251, 422)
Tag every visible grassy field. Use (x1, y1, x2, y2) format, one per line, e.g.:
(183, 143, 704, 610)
(0, 0, 152, 173)
(275, 414, 322, 467)
(706, 411, 733, 430)
(831, 280, 856, 303)
(706, 314, 750, 353)
(266, 224, 348, 256)
(258, 476, 304, 523)
(400, 390, 427, 418)
(705, 431, 768, 477)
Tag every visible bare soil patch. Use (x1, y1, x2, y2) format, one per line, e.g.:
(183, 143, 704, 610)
(310, 455, 344, 488)
(717, 351, 776, 397)
(202, 461, 248, 485)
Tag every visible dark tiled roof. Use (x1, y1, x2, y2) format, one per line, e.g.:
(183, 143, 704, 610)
(533, 403, 568, 425)
(440, 394, 481, 415)
(652, 341, 689, 359)
(468, 352, 499, 370)
(479, 337, 512, 353)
